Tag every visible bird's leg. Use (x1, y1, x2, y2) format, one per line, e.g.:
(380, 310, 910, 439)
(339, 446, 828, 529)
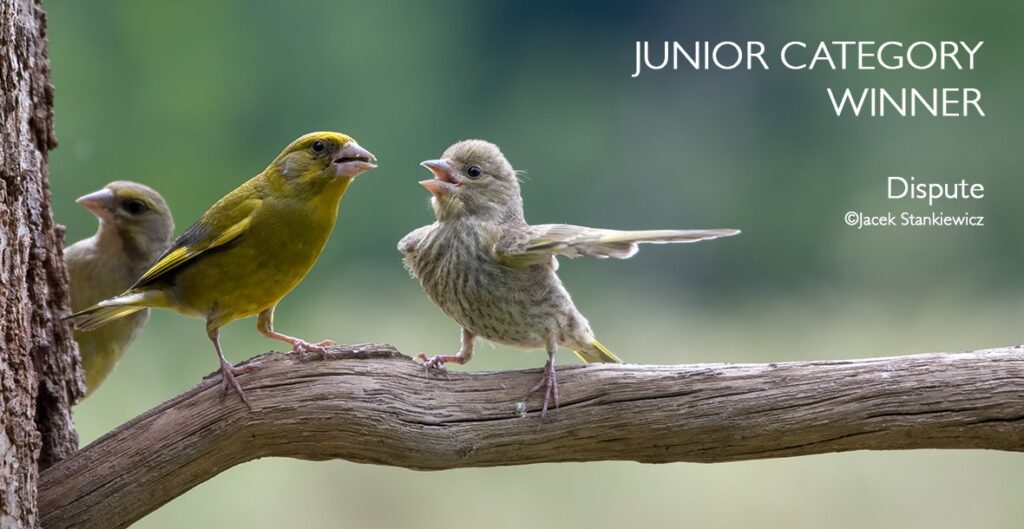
(527, 341, 560, 416)
(207, 326, 252, 410)
(417, 328, 475, 378)
(257, 306, 335, 360)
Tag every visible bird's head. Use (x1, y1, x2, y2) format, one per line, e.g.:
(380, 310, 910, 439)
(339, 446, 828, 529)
(419, 140, 524, 222)
(269, 132, 377, 197)
(77, 181, 175, 258)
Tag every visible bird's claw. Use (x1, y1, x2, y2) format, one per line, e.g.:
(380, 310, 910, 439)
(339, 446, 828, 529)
(292, 338, 335, 360)
(527, 362, 559, 416)
(416, 353, 451, 379)
(218, 361, 253, 410)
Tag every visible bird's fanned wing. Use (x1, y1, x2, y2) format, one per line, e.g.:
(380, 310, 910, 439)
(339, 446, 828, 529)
(496, 224, 740, 268)
(131, 196, 261, 288)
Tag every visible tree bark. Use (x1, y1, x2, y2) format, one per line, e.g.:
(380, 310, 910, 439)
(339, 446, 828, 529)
(0, 0, 82, 527)
(38, 344, 1024, 529)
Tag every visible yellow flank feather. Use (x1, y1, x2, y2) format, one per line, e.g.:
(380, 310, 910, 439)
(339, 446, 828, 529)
(573, 339, 622, 364)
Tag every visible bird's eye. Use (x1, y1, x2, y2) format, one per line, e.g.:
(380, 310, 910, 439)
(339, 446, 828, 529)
(466, 165, 483, 178)
(122, 199, 148, 215)
(312, 140, 326, 153)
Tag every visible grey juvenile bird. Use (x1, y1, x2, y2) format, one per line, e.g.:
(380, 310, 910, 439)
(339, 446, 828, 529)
(399, 140, 739, 413)
(65, 181, 174, 396)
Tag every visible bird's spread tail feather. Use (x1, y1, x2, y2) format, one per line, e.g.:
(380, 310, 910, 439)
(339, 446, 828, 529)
(66, 292, 151, 331)
(574, 339, 622, 364)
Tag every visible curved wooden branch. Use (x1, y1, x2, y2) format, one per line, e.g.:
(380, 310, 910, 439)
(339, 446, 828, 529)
(40, 344, 1024, 529)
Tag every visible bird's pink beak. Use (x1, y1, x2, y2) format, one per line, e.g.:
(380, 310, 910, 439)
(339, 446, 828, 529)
(332, 142, 377, 178)
(76, 188, 115, 220)
(419, 159, 458, 196)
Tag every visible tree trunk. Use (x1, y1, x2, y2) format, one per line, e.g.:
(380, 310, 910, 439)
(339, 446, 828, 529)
(0, 0, 83, 527)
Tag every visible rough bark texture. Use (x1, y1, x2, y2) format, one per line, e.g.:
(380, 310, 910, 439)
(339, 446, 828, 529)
(0, 0, 83, 527)
(38, 344, 1024, 529)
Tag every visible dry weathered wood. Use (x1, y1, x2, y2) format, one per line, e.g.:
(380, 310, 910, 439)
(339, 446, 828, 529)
(39, 344, 1024, 529)
(1, 0, 81, 526)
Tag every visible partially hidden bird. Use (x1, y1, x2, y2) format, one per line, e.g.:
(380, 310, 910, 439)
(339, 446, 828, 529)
(68, 132, 377, 407)
(399, 140, 739, 414)
(65, 181, 175, 397)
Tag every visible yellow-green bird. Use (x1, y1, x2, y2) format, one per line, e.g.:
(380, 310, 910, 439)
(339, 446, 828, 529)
(400, 140, 739, 413)
(65, 181, 175, 397)
(68, 132, 377, 406)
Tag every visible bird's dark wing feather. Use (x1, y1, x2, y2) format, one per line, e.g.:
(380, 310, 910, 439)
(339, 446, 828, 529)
(496, 224, 739, 268)
(131, 197, 260, 288)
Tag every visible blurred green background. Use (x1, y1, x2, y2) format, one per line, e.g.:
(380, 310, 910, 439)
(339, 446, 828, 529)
(49, 0, 1024, 527)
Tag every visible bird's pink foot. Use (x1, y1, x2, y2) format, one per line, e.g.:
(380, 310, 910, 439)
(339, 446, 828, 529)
(527, 360, 559, 416)
(218, 359, 253, 410)
(416, 353, 452, 379)
(290, 338, 336, 360)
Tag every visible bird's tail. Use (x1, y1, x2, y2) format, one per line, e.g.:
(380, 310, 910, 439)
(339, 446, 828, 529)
(573, 339, 622, 364)
(65, 291, 152, 331)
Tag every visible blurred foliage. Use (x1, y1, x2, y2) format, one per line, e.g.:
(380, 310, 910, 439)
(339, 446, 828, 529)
(50, 0, 1024, 301)
(48, 0, 1023, 528)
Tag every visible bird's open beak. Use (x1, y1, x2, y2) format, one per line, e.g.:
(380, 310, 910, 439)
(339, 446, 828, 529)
(332, 142, 377, 178)
(419, 159, 458, 196)
(76, 188, 115, 220)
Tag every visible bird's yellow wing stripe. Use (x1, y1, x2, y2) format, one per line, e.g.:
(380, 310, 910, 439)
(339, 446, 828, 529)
(133, 214, 253, 286)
